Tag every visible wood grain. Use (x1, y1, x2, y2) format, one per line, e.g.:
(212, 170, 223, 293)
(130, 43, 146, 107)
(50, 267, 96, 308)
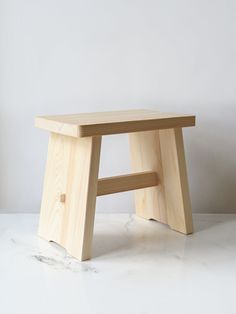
(159, 128, 193, 234)
(129, 129, 193, 234)
(38, 133, 101, 261)
(97, 171, 158, 196)
(129, 130, 168, 223)
(35, 109, 195, 137)
(37, 109, 195, 261)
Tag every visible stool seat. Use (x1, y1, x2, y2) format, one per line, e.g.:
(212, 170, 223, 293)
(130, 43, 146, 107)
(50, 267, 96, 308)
(35, 109, 195, 137)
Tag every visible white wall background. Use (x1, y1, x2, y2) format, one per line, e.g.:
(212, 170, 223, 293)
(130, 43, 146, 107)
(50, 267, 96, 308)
(0, 0, 236, 213)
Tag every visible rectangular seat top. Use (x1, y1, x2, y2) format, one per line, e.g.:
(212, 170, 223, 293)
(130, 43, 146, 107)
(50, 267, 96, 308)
(35, 109, 195, 137)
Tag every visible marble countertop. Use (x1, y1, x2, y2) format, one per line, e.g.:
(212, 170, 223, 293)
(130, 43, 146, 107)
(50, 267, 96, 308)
(0, 213, 235, 314)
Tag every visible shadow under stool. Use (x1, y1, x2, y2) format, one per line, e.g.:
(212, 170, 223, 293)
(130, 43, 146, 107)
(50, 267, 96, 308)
(35, 109, 196, 261)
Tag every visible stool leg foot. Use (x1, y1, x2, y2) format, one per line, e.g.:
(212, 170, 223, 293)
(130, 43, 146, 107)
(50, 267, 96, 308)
(129, 128, 193, 234)
(38, 133, 101, 261)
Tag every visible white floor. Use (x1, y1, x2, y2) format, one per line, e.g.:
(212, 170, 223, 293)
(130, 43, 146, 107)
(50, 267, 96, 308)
(0, 214, 236, 314)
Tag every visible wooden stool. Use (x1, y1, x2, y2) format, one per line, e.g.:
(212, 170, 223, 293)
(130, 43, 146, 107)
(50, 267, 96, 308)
(35, 109, 195, 261)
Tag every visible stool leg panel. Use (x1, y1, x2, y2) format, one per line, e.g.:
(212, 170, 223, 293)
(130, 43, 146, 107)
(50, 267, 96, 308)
(63, 135, 101, 261)
(129, 130, 168, 224)
(38, 133, 72, 244)
(129, 129, 193, 235)
(159, 128, 193, 234)
(38, 133, 101, 261)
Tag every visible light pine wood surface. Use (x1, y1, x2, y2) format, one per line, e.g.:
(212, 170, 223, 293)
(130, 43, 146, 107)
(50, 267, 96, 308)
(129, 129, 193, 234)
(159, 128, 193, 234)
(35, 109, 195, 137)
(37, 109, 195, 260)
(97, 171, 158, 196)
(129, 130, 168, 224)
(38, 133, 101, 261)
